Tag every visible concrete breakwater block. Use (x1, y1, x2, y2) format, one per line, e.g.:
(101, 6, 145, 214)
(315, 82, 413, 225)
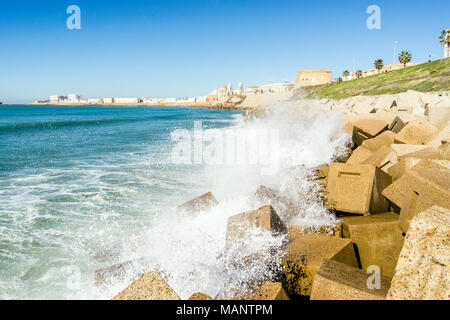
(254, 186, 297, 221)
(352, 119, 389, 146)
(398, 169, 450, 233)
(347, 132, 396, 166)
(427, 123, 450, 148)
(310, 260, 391, 300)
(389, 114, 420, 134)
(387, 206, 450, 300)
(113, 271, 180, 300)
(326, 163, 392, 215)
(237, 282, 290, 300)
(390, 106, 413, 114)
(361, 131, 396, 152)
(426, 106, 450, 130)
(412, 159, 450, 171)
(361, 145, 397, 172)
(372, 95, 397, 111)
(386, 157, 422, 181)
(396, 146, 441, 161)
(394, 121, 438, 145)
(226, 205, 288, 247)
(390, 144, 430, 157)
(396, 91, 425, 112)
(281, 234, 358, 296)
(341, 213, 404, 278)
(189, 293, 214, 300)
(177, 192, 218, 214)
(252, 282, 289, 300)
(346, 146, 374, 165)
(288, 223, 342, 242)
(95, 257, 153, 286)
(382, 169, 450, 232)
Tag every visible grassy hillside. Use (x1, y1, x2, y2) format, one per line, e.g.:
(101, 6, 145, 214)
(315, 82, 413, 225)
(294, 58, 450, 100)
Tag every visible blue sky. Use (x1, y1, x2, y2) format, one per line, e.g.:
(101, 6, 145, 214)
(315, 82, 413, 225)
(1, 0, 449, 103)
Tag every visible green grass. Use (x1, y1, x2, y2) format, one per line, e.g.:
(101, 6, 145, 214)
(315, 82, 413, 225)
(294, 58, 450, 100)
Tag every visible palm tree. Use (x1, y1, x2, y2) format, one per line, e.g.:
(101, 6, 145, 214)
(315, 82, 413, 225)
(398, 51, 412, 68)
(439, 29, 450, 45)
(374, 59, 384, 71)
(356, 70, 362, 79)
(440, 29, 450, 58)
(342, 70, 350, 78)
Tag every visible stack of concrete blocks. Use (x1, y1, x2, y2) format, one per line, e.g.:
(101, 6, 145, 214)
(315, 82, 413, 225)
(319, 92, 450, 300)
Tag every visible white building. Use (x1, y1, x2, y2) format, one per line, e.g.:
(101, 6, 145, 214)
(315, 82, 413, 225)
(238, 82, 243, 94)
(114, 97, 140, 104)
(245, 86, 261, 95)
(88, 98, 102, 104)
(143, 98, 159, 104)
(49, 95, 68, 102)
(343, 62, 417, 81)
(103, 98, 114, 104)
(217, 85, 228, 99)
(67, 94, 81, 102)
(260, 82, 294, 94)
(196, 96, 207, 103)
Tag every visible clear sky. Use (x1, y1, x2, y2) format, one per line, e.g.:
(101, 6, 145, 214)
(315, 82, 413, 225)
(1, 0, 449, 103)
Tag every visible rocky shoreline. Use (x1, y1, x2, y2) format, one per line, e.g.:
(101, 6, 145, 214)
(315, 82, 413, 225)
(97, 89, 449, 300)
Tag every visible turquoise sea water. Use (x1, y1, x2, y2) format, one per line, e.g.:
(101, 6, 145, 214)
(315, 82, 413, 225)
(0, 105, 241, 299)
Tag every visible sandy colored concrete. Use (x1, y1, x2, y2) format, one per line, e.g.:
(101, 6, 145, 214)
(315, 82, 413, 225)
(326, 163, 391, 215)
(341, 213, 404, 278)
(387, 206, 449, 300)
(281, 234, 358, 296)
(226, 205, 287, 247)
(113, 271, 180, 300)
(310, 259, 391, 300)
(177, 192, 218, 214)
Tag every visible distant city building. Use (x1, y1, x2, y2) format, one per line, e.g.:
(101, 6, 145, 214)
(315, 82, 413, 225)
(68, 94, 81, 102)
(196, 96, 207, 103)
(295, 70, 331, 87)
(342, 62, 417, 81)
(245, 86, 261, 95)
(143, 98, 159, 104)
(114, 97, 140, 104)
(217, 85, 228, 99)
(227, 83, 233, 96)
(49, 95, 68, 102)
(103, 97, 114, 104)
(88, 98, 102, 104)
(238, 82, 243, 94)
(260, 82, 294, 94)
